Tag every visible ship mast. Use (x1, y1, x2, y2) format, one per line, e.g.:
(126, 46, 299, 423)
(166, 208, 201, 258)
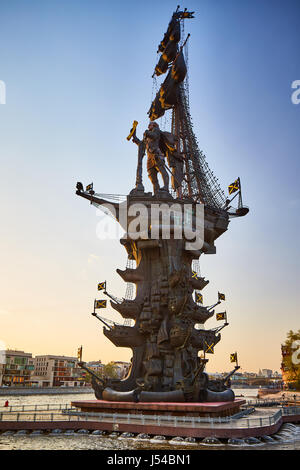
(149, 8, 226, 208)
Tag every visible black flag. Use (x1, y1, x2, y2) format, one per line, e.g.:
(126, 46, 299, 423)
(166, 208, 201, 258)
(97, 281, 106, 291)
(216, 311, 226, 321)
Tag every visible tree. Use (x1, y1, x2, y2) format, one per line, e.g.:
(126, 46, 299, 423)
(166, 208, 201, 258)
(103, 362, 119, 379)
(82, 372, 92, 385)
(282, 329, 300, 391)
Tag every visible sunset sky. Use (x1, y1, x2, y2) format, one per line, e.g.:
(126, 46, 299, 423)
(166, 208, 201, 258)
(0, 0, 299, 373)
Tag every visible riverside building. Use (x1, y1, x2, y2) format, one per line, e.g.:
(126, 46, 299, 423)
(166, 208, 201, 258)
(0, 350, 34, 386)
(30, 355, 85, 387)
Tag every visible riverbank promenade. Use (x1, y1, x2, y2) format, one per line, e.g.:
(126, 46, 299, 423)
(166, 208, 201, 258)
(0, 400, 299, 439)
(0, 387, 93, 396)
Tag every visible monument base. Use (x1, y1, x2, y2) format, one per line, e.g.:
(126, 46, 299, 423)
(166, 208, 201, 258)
(71, 399, 246, 418)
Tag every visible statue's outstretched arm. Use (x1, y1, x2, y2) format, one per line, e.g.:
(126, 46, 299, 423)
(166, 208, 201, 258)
(132, 133, 142, 146)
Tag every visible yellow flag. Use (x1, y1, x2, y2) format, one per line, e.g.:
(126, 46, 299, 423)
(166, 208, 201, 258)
(77, 346, 82, 361)
(230, 352, 237, 363)
(228, 178, 240, 195)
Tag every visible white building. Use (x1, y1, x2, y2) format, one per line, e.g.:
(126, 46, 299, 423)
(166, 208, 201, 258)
(261, 369, 273, 378)
(31, 355, 85, 387)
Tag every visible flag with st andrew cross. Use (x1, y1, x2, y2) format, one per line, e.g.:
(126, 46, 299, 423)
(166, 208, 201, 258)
(205, 341, 214, 354)
(95, 300, 107, 309)
(97, 281, 106, 291)
(86, 183, 93, 191)
(230, 352, 238, 363)
(216, 311, 226, 321)
(218, 292, 225, 301)
(228, 178, 240, 195)
(192, 270, 199, 280)
(195, 292, 203, 304)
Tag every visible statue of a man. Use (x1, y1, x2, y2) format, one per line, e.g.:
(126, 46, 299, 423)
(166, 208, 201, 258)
(143, 122, 169, 194)
(131, 122, 169, 195)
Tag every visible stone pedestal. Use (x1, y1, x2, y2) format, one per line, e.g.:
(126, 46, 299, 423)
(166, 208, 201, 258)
(71, 399, 246, 418)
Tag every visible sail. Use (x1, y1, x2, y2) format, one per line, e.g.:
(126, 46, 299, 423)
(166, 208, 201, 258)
(148, 90, 165, 121)
(155, 37, 178, 76)
(154, 55, 169, 76)
(157, 10, 194, 53)
(154, 9, 193, 77)
(171, 50, 187, 82)
(149, 51, 187, 121)
(158, 16, 180, 52)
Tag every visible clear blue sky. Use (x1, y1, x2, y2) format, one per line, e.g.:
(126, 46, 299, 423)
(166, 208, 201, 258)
(0, 0, 299, 372)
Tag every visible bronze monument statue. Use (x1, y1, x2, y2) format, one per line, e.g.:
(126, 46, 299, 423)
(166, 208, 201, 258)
(76, 7, 248, 403)
(130, 120, 185, 196)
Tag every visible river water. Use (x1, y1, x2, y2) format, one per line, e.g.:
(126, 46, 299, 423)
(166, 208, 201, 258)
(0, 389, 299, 451)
